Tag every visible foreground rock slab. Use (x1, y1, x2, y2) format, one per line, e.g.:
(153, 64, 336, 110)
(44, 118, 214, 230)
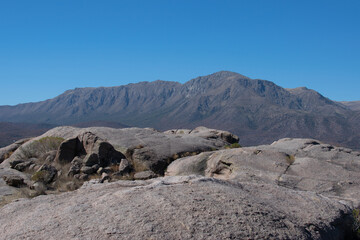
(0, 176, 354, 240)
(166, 138, 360, 206)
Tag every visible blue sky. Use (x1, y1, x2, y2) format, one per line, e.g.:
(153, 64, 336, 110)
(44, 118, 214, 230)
(0, 0, 359, 105)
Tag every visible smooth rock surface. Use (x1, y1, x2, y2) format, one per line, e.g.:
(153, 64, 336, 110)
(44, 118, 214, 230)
(0, 176, 354, 240)
(166, 138, 360, 206)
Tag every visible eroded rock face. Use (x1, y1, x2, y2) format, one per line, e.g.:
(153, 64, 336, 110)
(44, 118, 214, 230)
(10, 126, 237, 175)
(166, 138, 360, 206)
(56, 138, 82, 164)
(0, 126, 238, 206)
(0, 176, 354, 239)
(0, 138, 30, 163)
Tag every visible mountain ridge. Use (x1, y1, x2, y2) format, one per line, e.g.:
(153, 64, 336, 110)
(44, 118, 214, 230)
(0, 71, 359, 149)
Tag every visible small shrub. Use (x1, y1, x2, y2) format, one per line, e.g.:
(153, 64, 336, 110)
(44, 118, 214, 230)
(36, 137, 64, 153)
(353, 208, 360, 237)
(286, 154, 296, 164)
(253, 150, 262, 155)
(31, 170, 46, 182)
(225, 143, 241, 149)
(3, 151, 14, 160)
(18, 136, 64, 159)
(109, 164, 119, 173)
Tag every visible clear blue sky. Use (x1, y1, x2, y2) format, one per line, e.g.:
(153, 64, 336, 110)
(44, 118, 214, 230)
(0, 0, 359, 105)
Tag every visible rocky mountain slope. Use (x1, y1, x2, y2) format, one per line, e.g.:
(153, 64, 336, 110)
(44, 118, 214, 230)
(341, 101, 360, 111)
(0, 71, 359, 149)
(0, 126, 359, 239)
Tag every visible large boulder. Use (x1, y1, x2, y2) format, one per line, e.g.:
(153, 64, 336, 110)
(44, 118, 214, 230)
(164, 126, 240, 144)
(166, 138, 360, 206)
(56, 138, 82, 164)
(31, 164, 58, 184)
(55, 131, 125, 167)
(0, 176, 355, 239)
(0, 167, 31, 207)
(133, 170, 157, 180)
(2, 175, 25, 188)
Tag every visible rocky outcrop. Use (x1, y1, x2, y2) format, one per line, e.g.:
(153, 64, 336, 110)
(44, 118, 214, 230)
(1, 132, 360, 239)
(0, 138, 30, 163)
(12, 126, 236, 175)
(166, 138, 360, 206)
(0, 126, 238, 206)
(164, 126, 239, 144)
(0, 175, 355, 239)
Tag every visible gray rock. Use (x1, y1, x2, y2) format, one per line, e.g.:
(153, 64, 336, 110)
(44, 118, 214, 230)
(96, 166, 112, 175)
(13, 161, 33, 172)
(9, 159, 25, 168)
(165, 126, 240, 144)
(28, 164, 40, 171)
(43, 150, 57, 163)
(117, 158, 131, 175)
(91, 164, 99, 171)
(99, 172, 110, 183)
(67, 157, 82, 177)
(83, 153, 99, 167)
(65, 182, 77, 191)
(133, 170, 157, 180)
(96, 141, 124, 167)
(167, 138, 360, 206)
(77, 131, 100, 153)
(0, 138, 30, 163)
(0, 160, 33, 206)
(32, 182, 46, 195)
(55, 138, 80, 164)
(0, 176, 354, 239)
(80, 166, 95, 175)
(96, 167, 104, 175)
(2, 175, 25, 188)
(74, 173, 89, 181)
(32, 164, 58, 184)
(9, 157, 37, 171)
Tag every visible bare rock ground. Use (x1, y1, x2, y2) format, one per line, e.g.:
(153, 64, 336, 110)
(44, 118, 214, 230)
(167, 138, 360, 206)
(0, 175, 354, 240)
(1, 130, 360, 239)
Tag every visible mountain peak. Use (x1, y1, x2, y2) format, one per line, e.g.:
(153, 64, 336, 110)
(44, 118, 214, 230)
(206, 71, 250, 79)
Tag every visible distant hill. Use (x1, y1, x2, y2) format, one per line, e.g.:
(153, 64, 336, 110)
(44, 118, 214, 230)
(0, 122, 55, 147)
(340, 101, 360, 111)
(0, 71, 359, 149)
(0, 121, 130, 147)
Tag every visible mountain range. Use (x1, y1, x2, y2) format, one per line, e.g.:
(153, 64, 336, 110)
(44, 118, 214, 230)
(0, 71, 359, 149)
